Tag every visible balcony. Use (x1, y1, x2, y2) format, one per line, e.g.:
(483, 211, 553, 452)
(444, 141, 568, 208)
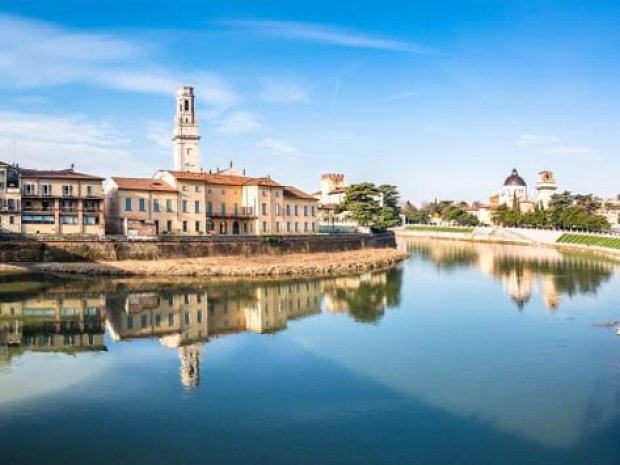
(207, 207, 255, 219)
(23, 205, 55, 213)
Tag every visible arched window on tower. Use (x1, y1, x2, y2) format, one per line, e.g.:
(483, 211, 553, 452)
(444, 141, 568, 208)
(184, 100, 189, 111)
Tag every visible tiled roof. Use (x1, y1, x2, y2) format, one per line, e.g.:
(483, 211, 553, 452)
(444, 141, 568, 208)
(112, 177, 177, 192)
(166, 170, 282, 188)
(21, 168, 103, 181)
(283, 186, 319, 201)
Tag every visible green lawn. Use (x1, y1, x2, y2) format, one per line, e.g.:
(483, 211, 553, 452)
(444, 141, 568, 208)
(405, 225, 474, 234)
(557, 233, 620, 250)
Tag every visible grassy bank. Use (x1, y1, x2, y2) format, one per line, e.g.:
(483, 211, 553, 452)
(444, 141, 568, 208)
(557, 234, 620, 250)
(405, 225, 474, 234)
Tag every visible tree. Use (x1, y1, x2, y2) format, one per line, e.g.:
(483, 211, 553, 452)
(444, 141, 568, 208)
(340, 183, 382, 228)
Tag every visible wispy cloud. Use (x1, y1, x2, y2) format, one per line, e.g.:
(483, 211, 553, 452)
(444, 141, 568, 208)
(0, 110, 152, 176)
(257, 137, 300, 155)
(383, 90, 420, 102)
(221, 19, 436, 54)
(515, 133, 599, 161)
(514, 133, 561, 146)
(258, 78, 312, 103)
(216, 111, 262, 134)
(0, 14, 238, 106)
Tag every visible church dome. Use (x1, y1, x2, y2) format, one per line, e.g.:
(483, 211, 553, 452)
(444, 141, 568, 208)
(504, 168, 527, 187)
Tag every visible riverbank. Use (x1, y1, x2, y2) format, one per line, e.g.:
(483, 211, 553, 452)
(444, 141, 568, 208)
(395, 228, 620, 263)
(0, 248, 408, 277)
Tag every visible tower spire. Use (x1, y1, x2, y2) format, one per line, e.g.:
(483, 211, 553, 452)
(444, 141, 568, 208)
(173, 86, 201, 172)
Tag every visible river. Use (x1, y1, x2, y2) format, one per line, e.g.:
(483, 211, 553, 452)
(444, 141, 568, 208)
(1, 238, 619, 464)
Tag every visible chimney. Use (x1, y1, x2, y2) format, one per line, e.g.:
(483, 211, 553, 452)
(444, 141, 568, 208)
(229, 160, 233, 168)
(70, 163, 75, 172)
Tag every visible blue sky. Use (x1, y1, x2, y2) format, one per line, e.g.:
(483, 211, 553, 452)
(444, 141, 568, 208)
(0, 0, 618, 202)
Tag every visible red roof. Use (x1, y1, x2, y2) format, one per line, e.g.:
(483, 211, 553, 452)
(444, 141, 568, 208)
(283, 186, 319, 201)
(167, 171, 282, 187)
(21, 168, 103, 181)
(112, 177, 176, 192)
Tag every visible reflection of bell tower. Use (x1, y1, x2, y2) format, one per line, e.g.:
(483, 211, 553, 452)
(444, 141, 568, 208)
(173, 86, 201, 173)
(179, 344, 201, 389)
(536, 170, 557, 210)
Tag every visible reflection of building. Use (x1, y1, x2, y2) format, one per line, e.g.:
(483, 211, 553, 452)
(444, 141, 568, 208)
(322, 272, 388, 313)
(406, 238, 615, 311)
(105, 281, 323, 387)
(0, 292, 106, 362)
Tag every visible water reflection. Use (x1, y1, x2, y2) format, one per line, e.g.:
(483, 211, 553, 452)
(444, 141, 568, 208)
(404, 238, 616, 310)
(1, 271, 401, 389)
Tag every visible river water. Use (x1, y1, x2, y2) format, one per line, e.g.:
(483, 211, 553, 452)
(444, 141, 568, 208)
(1, 238, 619, 464)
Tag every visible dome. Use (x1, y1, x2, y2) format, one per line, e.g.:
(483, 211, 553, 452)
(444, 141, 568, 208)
(504, 168, 527, 187)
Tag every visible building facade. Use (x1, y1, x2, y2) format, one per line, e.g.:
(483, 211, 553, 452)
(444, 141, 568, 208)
(104, 86, 319, 236)
(0, 162, 105, 236)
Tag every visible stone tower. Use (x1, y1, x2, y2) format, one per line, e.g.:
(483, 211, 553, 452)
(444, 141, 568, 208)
(173, 86, 201, 172)
(536, 170, 557, 210)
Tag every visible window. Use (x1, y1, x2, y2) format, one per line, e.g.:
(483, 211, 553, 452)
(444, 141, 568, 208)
(221, 203, 226, 215)
(275, 191, 280, 198)
(141, 314, 148, 328)
(262, 221, 268, 233)
(195, 220, 200, 232)
(304, 206, 308, 216)
(168, 313, 174, 326)
(276, 221, 280, 232)
(22, 215, 54, 224)
(207, 188, 212, 194)
(153, 199, 160, 212)
(182, 200, 188, 213)
(287, 222, 291, 232)
(139, 198, 146, 212)
(166, 199, 173, 212)
(262, 203, 267, 215)
(221, 189, 225, 195)
(155, 314, 161, 327)
(86, 185, 94, 196)
(83, 216, 98, 225)
(182, 185, 188, 192)
(60, 216, 78, 225)
(304, 222, 308, 232)
(294, 205, 299, 216)
(42, 184, 52, 196)
(295, 222, 299, 232)
(184, 312, 190, 325)
(312, 222, 316, 232)
(195, 200, 200, 213)
(24, 183, 36, 195)
(275, 204, 281, 215)
(286, 204, 291, 216)
(195, 185, 201, 192)
(166, 220, 172, 232)
(63, 185, 73, 197)
(197, 311, 203, 323)
(262, 190, 267, 197)
(207, 202, 213, 215)
(126, 315, 134, 330)
(182, 220, 188, 232)
(125, 198, 133, 211)
(311, 206, 316, 217)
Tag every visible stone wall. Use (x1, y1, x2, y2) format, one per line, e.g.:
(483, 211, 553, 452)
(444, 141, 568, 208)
(0, 232, 396, 263)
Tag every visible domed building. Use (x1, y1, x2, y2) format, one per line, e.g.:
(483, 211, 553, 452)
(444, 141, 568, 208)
(500, 168, 528, 207)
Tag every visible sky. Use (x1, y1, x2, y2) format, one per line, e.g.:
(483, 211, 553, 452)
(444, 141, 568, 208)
(0, 0, 619, 203)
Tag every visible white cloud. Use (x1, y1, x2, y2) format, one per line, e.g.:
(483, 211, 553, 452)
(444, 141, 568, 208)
(514, 133, 561, 146)
(0, 14, 238, 106)
(257, 137, 299, 155)
(222, 19, 436, 54)
(383, 90, 420, 102)
(216, 111, 262, 134)
(146, 122, 171, 149)
(258, 78, 312, 103)
(515, 133, 599, 161)
(0, 110, 153, 177)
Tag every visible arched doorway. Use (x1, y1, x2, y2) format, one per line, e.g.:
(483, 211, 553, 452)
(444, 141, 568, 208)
(232, 221, 240, 235)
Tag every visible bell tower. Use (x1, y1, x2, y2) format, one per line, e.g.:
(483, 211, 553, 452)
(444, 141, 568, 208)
(536, 170, 557, 210)
(173, 86, 200, 172)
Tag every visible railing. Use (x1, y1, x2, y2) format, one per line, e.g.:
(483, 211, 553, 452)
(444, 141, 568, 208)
(207, 207, 255, 218)
(23, 206, 55, 212)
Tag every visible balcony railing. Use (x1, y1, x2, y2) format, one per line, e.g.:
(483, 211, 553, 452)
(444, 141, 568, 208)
(207, 207, 255, 219)
(23, 206, 55, 212)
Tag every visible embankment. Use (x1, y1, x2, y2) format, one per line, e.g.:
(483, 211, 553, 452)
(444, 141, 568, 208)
(395, 227, 620, 262)
(0, 232, 396, 263)
(9, 248, 408, 277)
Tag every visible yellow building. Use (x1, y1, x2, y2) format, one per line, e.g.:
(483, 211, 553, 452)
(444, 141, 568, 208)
(0, 162, 105, 236)
(103, 85, 319, 236)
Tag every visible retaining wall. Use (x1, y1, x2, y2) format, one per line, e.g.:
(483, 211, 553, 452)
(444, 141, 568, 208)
(0, 233, 396, 263)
